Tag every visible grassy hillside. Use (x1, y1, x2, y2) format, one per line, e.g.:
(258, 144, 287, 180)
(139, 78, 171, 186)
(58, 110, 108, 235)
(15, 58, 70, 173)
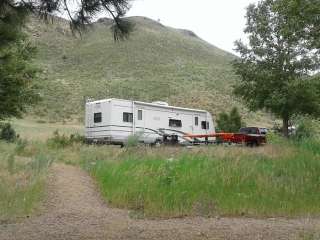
(26, 16, 270, 125)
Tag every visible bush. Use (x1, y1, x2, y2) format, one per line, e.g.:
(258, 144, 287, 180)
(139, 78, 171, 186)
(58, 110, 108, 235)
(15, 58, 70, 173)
(47, 130, 84, 148)
(0, 123, 18, 142)
(69, 133, 86, 144)
(125, 135, 139, 147)
(216, 107, 244, 132)
(292, 117, 317, 141)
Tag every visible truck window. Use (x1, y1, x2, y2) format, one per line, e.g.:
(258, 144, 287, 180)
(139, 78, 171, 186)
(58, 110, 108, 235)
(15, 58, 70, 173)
(138, 110, 142, 120)
(94, 112, 102, 123)
(169, 119, 182, 127)
(240, 127, 258, 134)
(195, 117, 198, 126)
(123, 112, 133, 123)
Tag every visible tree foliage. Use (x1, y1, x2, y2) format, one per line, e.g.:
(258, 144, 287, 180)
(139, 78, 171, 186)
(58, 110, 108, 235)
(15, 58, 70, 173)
(216, 107, 244, 132)
(0, 0, 39, 120)
(0, 0, 133, 120)
(275, 0, 320, 49)
(233, 0, 320, 137)
(1, 0, 134, 40)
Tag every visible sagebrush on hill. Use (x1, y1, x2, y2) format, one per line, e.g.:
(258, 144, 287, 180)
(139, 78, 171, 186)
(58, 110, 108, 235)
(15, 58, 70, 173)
(27, 16, 270, 125)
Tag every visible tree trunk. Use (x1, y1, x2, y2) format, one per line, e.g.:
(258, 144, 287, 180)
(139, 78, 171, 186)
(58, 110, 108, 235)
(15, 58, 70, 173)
(282, 117, 289, 138)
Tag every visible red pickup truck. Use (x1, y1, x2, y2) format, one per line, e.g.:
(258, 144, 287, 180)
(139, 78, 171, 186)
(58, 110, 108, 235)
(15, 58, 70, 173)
(217, 127, 266, 146)
(184, 127, 267, 146)
(235, 127, 266, 146)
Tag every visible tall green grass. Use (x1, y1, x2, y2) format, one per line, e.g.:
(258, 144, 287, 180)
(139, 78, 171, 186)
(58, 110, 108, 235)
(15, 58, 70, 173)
(3, 128, 317, 219)
(0, 141, 53, 220)
(82, 140, 320, 218)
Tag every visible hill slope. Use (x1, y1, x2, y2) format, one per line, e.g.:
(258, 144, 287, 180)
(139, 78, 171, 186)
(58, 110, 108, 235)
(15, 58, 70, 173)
(27, 16, 269, 124)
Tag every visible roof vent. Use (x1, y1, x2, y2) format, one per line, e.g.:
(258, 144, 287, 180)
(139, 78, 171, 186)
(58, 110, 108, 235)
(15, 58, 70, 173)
(152, 101, 169, 106)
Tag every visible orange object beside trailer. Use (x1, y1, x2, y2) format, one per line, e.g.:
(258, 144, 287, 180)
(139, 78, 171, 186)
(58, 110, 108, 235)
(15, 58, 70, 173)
(184, 127, 266, 146)
(184, 132, 237, 142)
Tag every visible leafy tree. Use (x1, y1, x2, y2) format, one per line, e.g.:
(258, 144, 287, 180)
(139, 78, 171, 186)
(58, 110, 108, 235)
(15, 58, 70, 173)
(0, 0, 39, 120)
(216, 112, 229, 132)
(1, 0, 133, 40)
(216, 107, 244, 132)
(233, 0, 320, 137)
(229, 107, 242, 132)
(0, 0, 133, 120)
(275, 0, 320, 49)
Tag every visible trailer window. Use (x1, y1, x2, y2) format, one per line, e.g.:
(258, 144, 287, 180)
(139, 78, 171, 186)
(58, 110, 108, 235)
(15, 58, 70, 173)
(169, 119, 182, 128)
(123, 112, 133, 123)
(94, 112, 102, 123)
(138, 110, 142, 120)
(201, 121, 209, 130)
(195, 117, 198, 126)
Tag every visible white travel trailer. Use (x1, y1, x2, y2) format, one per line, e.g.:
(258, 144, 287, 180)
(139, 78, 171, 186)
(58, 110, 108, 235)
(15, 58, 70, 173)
(85, 98, 215, 145)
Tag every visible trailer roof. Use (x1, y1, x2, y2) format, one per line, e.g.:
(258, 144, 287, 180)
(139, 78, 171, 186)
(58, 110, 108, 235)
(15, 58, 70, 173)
(87, 98, 209, 113)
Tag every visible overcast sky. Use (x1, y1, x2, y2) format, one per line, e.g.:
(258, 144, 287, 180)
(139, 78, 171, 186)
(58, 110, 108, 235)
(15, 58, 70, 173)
(127, 0, 259, 54)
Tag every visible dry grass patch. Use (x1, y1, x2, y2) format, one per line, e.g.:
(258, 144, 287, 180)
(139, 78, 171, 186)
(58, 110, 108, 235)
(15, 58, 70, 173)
(0, 141, 53, 221)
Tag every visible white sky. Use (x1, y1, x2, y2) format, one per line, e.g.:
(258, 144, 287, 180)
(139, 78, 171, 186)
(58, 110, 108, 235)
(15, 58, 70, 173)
(127, 0, 259, 54)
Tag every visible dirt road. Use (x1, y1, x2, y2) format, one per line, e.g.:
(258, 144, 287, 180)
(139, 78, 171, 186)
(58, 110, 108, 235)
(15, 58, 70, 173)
(0, 164, 319, 240)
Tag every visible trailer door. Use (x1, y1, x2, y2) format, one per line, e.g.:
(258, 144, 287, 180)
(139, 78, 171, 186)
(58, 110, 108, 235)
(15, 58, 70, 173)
(136, 109, 145, 132)
(193, 115, 200, 134)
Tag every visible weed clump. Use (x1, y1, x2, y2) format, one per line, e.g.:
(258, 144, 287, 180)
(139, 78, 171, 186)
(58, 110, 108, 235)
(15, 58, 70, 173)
(292, 117, 317, 141)
(47, 130, 84, 148)
(125, 134, 141, 148)
(0, 123, 18, 142)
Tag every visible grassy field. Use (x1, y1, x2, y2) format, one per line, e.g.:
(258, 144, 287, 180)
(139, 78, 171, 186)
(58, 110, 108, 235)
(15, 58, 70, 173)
(2, 119, 320, 219)
(81, 139, 320, 218)
(0, 141, 53, 220)
(25, 126, 319, 219)
(11, 118, 83, 141)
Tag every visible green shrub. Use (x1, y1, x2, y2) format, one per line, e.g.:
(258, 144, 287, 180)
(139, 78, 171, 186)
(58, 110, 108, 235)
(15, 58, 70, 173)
(0, 123, 17, 142)
(293, 117, 316, 141)
(125, 133, 142, 147)
(216, 107, 244, 132)
(47, 130, 69, 148)
(69, 133, 85, 144)
(47, 130, 85, 148)
(36, 119, 46, 124)
(266, 132, 285, 144)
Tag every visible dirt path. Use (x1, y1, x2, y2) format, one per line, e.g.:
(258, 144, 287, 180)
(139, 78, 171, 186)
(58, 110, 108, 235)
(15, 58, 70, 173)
(0, 164, 319, 240)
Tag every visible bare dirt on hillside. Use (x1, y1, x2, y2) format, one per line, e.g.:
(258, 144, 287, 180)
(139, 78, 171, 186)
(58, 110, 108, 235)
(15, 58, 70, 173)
(0, 164, 319, 240)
